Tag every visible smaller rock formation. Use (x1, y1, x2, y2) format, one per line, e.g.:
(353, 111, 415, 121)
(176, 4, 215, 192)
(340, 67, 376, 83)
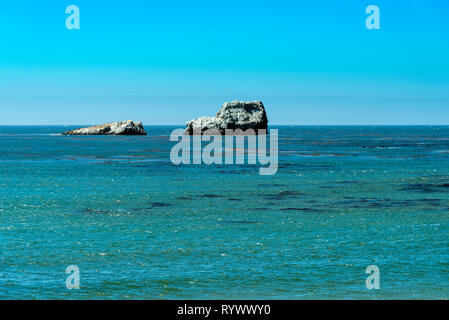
(62, 120, 147, 135)
(185, 100, 268, 135)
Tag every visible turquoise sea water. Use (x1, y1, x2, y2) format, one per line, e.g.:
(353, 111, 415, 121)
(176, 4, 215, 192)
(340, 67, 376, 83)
(1, 125, 449, 299)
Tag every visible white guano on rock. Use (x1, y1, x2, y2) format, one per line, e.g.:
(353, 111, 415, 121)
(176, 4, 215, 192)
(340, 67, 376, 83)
(62, 120, 147, 135)
(185, 100, 268, 135)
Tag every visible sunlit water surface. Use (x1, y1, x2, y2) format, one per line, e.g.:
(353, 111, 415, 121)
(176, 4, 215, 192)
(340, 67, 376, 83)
(1, 125, 449, 299)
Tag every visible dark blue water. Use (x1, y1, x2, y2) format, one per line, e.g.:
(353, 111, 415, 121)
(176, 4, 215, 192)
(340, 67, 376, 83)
(1, 125, 449, 299)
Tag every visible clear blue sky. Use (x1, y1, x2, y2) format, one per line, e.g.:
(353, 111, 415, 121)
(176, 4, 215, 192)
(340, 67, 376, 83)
(0, 0, 448, 125)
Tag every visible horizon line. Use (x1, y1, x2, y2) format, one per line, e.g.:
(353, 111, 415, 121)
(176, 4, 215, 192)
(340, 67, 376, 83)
(1, 124, 449, 126)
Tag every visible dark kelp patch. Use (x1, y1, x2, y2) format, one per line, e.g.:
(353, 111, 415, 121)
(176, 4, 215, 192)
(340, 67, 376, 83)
(197, 194, 223, 198)
(280, 207, 322, 212)
(177, 197, 193, 200)
(256, 183, 287, 187)
(401, 182, 449, 193)
(279, 191, 303, 196)
(260, 190, 304, 200)
(150, 202, 172, 207)
(402, 183, 438, 193)
(338, 198, 417, 209)
(419, 198, 442, 202)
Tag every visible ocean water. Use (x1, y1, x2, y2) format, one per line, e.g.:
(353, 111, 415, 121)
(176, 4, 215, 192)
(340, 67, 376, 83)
(1, 125, 449, 299)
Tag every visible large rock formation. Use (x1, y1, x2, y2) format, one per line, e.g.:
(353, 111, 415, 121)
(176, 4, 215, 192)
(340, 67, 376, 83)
(62, 120, 147, 135)
(185, 100, 268, 135)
